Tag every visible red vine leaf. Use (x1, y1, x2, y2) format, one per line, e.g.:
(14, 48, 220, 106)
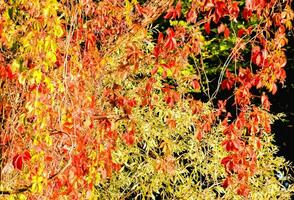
(204, 21, 211, 34)
(123, 129, 135, 146)
(12, 151, 31, 170)
(237, 183, 250, 197)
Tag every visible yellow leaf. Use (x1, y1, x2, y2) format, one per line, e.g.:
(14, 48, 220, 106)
(18, 194, 27, 200)
(43, 7, 50, 18)
(25, 102, 34, 114)
(57, 80, 65, 92)
(100, 144, 105, 152)
(11, 59, 20, 73)
(31, 176, 43, 193)
(44, 77, 55, 93)
(33, 136, 39, 145)
(46, 51, 57, 63)
(54, 25, 64, 37)
(22, 32, 34, 49)
(285, 20, 292, 30)
(100, 58, 106, 66)
(18, 72, 27, 85)
(32, 70, 42, 84)
(45, 134, 52, 146)
(125, 0, 133, 26)
(44, 36, 57, 51)
(89, 151, 97, 160)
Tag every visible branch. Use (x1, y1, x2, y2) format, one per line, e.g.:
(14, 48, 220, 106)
(0, 130, 73, 196)
(101, 0, 175, 60)
(93, 114, 129, 122)
(141, 0, 175, 27)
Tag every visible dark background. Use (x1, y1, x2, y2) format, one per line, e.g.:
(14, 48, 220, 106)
(272, 32, 294, 163)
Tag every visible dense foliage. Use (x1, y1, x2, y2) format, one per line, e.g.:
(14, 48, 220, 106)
(0, 0, 293, 199)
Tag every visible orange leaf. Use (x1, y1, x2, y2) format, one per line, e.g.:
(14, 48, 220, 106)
(191, 80, 200, 91)
(237, 183, 250, 197)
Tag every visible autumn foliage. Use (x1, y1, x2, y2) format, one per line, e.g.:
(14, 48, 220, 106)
(0, 0, 293, 199)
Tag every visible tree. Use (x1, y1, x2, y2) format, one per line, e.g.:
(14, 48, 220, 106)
(0, 0, 293, 199)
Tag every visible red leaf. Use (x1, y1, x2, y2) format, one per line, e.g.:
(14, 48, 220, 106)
(0, 65, 16, 80)
(190, 100, 203, 114)
(255, 54, 262, 66)
(12, 151, 31, 170)
(191, 80, 200, 91)
(196, 130, 203, 140)
(229, 2, 239, 20)
(158, 32, 164, 44)
(162, 60, 176, 69)
(204, 21, 211, 34)
(165, 95, 174, 107)
(217, 100, 227, 113)
(261, 93, 271, 110)
(218, 24, 230, 38)
(237, 28, 246, 37)
(186, 8, 197, 23)
(146, 78, 155, 92)
(86, 32, 96, 49)
(153, 46, 161, 58)
(221, 79, 234, 90)
(222, 139, 244, 152)
(112, 162, 121, 172)
(224, 27, 230, 38)
(237, 183, 250, 197)
(242, 8, 252, 21)
(162, 69, 167, 79)
(164, 1, 181, 19)
(127, 99, 137, 107)
(256, 139, 262, 149)
(45, 156, 53, 162)
(164, 28, 177, 50)
(214, 1, 227, 23)
(253, 76, 263, 88)
(116, 96, 126, 107)
(222, 177, 231, 188)
(175, 1, 182, 18)
(13, 154, 23, 170)
(6, 65, 16, 80)
(251, 46, 264, 66)
(221, 156, 231, 166)
(151, 65, 159, 75)
(271, 83, 277, 95)
(123, 130, 135, 146)
(23, 151, 31, 161)
(164, 10, 174, 19)
(221, 155, 237, 173)
(135, 4, 149, 16)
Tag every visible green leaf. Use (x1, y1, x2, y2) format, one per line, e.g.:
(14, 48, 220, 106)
(8, 8, 13, 19)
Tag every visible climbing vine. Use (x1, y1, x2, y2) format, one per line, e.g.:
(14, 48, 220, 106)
(0, 0, 293, 199)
